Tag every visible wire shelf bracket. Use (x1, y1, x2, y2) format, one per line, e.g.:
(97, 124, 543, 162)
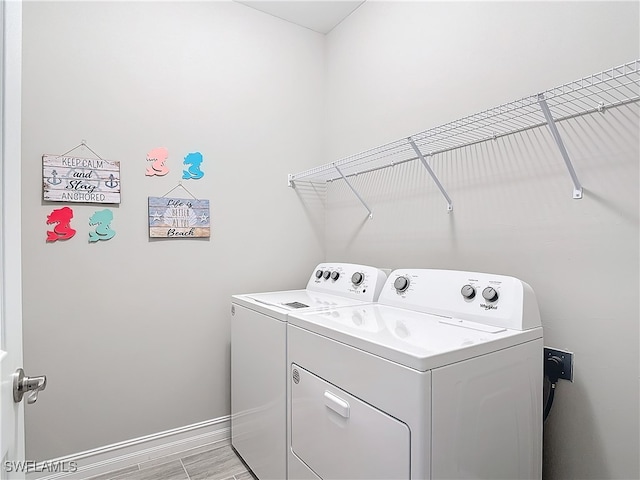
(408, 137, 453, 212)
(334, 163, 373, 219)
(537, 93, 583, 199)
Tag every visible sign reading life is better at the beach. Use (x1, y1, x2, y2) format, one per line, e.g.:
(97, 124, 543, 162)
(43, 154, 121, 204)
(148, 196, 210, 238)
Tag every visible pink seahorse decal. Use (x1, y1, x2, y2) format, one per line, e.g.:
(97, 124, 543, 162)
(145, 147, 170, 176)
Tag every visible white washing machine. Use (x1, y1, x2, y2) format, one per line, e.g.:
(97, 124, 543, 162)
(287, 269, 543, 480)
(231, 263, 388, 480)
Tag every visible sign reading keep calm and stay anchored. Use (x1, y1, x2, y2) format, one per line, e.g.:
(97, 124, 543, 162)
(43, 154, 121, 204)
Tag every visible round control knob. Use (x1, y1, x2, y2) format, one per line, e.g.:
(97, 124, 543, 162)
(315, 270, 323, 279)
(331, 271, 340, 281)
(394, 276, 410, 293)
(322, 271, 331, 280)
(482, 287, 499, 302)
(351, 272, 364, 286)
(460, 285, 476, 299)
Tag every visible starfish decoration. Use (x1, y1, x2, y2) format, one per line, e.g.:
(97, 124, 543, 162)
(151, 211, 162, 223)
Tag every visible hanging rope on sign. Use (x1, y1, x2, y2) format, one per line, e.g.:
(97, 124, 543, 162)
(161, 181, 198, 200)
(56, 140, 104, 160)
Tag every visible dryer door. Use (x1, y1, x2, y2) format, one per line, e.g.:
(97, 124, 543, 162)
(291, 364, 410, 480)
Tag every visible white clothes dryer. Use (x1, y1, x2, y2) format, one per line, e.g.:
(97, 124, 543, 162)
(231, 263, 388, 480)
(287, 269, 543, 480)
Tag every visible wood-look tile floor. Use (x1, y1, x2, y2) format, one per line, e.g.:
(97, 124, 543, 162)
(85, 441, 258, 480)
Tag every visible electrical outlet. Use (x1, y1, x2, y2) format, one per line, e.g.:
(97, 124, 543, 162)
(544, 347, 574, 382)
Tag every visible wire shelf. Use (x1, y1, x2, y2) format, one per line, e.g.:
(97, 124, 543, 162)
(289, 60, 640, 185)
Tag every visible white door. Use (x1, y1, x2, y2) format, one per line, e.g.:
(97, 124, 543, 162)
(0, 1, 24, 478)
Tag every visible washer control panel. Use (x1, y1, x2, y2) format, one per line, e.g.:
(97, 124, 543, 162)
(314, 268, 374, 288)
(380, 269, 540, 331)
(307, 263, 388, 303)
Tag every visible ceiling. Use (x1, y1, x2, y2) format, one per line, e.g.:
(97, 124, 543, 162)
(235, 1, 365, 34)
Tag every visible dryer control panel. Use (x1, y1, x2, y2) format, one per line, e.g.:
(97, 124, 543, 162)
(307, 263, 388, 303)
(380, 269, 541, 331)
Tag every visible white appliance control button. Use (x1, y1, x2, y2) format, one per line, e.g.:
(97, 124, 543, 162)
(331, 271, 340, 281)
(482, 286, 499, 302)
(315, 270, 323, 279)
(323, 271, 331, 280)
(351, 272, 364, 286)
(394, 276, 410, 293)
(461, 285, 476, 299)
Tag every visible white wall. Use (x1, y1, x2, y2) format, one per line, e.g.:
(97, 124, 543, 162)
(21, 1, 325, 460)
(322, 2, 639, 479)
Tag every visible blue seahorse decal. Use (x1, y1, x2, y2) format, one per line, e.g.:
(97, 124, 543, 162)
(88, 209, 116, 242)
(182, 152, 204, 180)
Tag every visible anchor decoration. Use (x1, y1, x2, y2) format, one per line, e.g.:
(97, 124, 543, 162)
(46, 206, 76, 242)
(105, 174, 119, 189)
(47, 170, 62, 185)
(145, 147, 170, 177)
(88, 209, 116, 242)
(182, 152, 204, 180)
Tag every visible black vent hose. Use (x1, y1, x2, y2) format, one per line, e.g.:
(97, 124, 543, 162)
(543, 383, 556, 421)
(543, 356, 563, 421)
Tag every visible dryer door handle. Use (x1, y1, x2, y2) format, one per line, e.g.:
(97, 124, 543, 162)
(324, 390, 350, 418)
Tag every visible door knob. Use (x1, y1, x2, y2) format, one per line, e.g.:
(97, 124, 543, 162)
(13, 368, 47, 404)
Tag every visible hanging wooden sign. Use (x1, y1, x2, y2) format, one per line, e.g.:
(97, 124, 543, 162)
(148, 196, 210, 238)
(43, 154, 121, 204)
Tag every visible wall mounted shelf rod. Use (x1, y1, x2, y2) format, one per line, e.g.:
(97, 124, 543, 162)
(537, 93, 583, 199)
(334, 163, 373, 219)
(408, 137, 453, 212)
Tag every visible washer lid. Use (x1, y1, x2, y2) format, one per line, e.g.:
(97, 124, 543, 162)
(288, 304, 543, 371)
(232, 290, 373, 322)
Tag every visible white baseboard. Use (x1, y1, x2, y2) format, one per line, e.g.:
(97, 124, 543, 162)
(27, 416, 230, 480)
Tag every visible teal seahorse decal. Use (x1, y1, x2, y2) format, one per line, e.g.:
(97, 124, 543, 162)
(88, 209, 116, 242)
(182, 152, 204, 179)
